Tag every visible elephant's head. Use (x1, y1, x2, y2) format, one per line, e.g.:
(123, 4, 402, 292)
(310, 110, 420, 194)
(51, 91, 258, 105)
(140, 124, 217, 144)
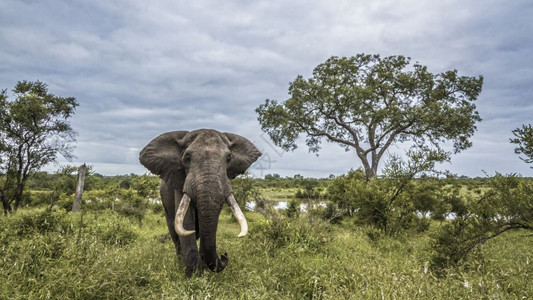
(139, 129, 261, 273)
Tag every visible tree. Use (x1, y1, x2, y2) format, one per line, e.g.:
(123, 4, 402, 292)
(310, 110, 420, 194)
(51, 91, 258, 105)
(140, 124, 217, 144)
(0, 80, 78, 213)
(430, 173, 532, 270)
(510, 123, 533, 167)
(257, 54, 483, 179)
(131, 173, 160, 199)
(294, 177, 320, 200)
(231, 173, 263, 210)
(264, 173, 281, 180)
(327, 151, 445, 235)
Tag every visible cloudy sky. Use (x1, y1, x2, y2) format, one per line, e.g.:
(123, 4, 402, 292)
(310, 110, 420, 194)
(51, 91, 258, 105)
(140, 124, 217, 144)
(1, 0, 532, 178)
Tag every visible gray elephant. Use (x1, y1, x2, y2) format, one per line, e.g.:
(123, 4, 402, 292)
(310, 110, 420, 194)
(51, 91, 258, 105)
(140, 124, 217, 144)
(139, 129, 261, 277)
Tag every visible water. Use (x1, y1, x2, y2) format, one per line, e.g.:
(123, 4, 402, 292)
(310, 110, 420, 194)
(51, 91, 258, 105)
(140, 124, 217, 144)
(245, 200, 327, 212)
(246, 201, 456, 220)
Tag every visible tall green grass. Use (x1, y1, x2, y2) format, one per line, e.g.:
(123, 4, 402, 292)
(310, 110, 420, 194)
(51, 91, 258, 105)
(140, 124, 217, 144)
(0, 208, 531, 299)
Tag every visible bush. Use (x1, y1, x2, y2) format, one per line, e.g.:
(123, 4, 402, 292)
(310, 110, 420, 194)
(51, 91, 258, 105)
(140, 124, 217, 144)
(328, 171, 400, 233)
(251, 207, 332, 253)
(328, 162, 446, 236)
(9, 209, 73, 237)
(308, 202, 345, 224)
(85, 211, 138, 246)
(285, 199, 300, 218)
(81, 189, 110, 210)
(97, 222, 138, 246)
(114, 192, 147, 222)
(26, 191, 55, 207)
(82, 188, 148, 221)
(231, 173, 262, 209)
(55, 193, 74, 211)
(430, 174, 533, 271)
(149, 202, 164, 215)
(364, 225, 384, 242)
(294, 189, 305, 199)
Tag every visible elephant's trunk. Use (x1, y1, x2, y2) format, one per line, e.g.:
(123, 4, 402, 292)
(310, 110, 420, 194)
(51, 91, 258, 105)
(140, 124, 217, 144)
(196, 188, 227, 272)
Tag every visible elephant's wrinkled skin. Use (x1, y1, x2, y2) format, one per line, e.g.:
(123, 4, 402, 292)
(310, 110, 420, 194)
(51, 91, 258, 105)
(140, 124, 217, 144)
(139, 129, 261, 277)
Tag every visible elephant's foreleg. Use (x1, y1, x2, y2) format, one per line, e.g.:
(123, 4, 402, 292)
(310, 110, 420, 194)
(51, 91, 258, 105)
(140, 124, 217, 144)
(161, 182, 182, 256)
(179, 204, 202, 277)
(163, 205, 182, 256)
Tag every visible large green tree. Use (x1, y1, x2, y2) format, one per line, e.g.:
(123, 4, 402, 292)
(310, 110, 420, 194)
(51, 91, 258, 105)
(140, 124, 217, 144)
(510, 123, 533, 167)
(256, 54, 483, 179)
(0, 80, 78, 213)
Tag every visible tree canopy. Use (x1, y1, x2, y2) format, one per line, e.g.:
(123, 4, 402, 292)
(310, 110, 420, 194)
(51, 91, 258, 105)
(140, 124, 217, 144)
(256, 54, 483, 179)
(0, 80, 78, 212)
(510, 123, 533, 167)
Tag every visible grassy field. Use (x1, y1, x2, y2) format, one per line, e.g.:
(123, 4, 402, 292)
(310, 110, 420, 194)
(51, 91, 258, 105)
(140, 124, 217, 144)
(0, 206, 531, 299)
(260, 187, 299, 201)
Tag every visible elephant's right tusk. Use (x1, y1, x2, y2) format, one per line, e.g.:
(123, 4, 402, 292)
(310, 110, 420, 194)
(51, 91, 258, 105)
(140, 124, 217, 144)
(226, 194, 248, 238)
(174, 193, 195, 236)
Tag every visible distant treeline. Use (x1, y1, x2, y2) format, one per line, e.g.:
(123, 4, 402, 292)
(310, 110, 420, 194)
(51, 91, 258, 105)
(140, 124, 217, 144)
(20, 170, 533, 193)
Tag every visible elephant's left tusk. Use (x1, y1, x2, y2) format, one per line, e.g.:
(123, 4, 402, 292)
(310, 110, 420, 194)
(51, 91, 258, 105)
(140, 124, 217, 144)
(174, 193, 196, 236)
(226, 194, 248, 238)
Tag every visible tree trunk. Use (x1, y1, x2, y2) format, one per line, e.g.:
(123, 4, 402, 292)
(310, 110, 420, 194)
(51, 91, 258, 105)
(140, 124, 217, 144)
(2, 169, 15, 214)
(13, 188, 23, 211)
(72, 164, 87, 212)
(364, 165, 376, 180)
(0, 190, 11, 215)
(359, 152, 378, 180)
(49, 191, 57, 210)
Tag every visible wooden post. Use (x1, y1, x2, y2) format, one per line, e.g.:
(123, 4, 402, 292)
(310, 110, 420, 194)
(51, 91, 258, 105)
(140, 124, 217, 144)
(72, 164, 87, 212)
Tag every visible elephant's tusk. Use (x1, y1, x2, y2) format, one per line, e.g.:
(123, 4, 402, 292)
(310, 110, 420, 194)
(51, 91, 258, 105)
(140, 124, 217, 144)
(226, 194, 248, 238)
(174, 193, 195, 236)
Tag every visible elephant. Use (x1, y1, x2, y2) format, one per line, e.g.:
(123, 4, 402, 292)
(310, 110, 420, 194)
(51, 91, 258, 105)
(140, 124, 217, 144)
(139, 129, 261, 277)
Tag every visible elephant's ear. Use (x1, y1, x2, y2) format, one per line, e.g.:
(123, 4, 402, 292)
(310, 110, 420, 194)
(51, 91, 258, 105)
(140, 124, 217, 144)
(224, 132, 262, 179)
(139, 131, 189, 181)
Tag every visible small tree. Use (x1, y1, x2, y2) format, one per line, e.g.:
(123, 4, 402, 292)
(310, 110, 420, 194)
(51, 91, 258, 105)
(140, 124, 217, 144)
(430, 174, 533, 270)
(510, 123, 533, 167)
(131, 174, 160, 200)
(231, 173, 262, 210)
(328, 150, 445, 235)
(0, 81, 78, 213)
(257, 54, 483, 179)
(294, 177, 320, 200)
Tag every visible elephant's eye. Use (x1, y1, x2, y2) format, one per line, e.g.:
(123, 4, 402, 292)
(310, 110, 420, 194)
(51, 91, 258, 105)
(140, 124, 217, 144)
(183, 154, 191, 164)
(226, 154, 232, 163)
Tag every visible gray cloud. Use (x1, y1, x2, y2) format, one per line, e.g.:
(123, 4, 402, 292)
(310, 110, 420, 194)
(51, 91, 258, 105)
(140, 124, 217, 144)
(1, 0, 532, 177)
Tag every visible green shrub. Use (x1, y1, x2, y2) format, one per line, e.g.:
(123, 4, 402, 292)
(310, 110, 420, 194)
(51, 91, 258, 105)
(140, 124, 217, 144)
(81, 189, 110, 210)
(9, 209, 73, 237)
(115, 202, 146, 222)
(328, 167, 444, 236)
(98, 222, 137, 246)
(55, 192, 74, 210)
(87, 213, 138, 246)
(430, 174, 533, 271)
(308, 202, 345, 224)
(414, 217, 431, 233)
(251, 210, 332, 253)
(80, 188, 148, 221)
(285, 199, 300, 218)
(294, 189, 305, 198)
(231, 173, 263, 209)
(149, 202, 164, 214)
(26, 191, 55, 207)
